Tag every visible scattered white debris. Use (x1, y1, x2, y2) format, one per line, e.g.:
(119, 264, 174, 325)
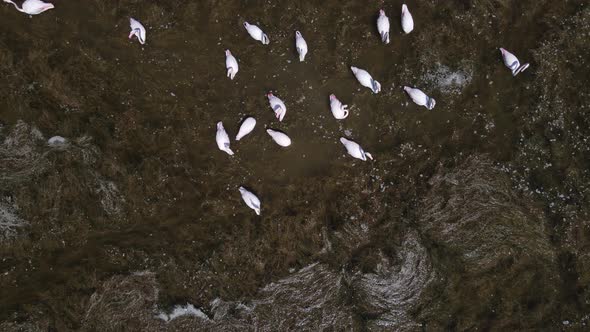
(0, 197, 27, 241)
(423, 63, 473, 95)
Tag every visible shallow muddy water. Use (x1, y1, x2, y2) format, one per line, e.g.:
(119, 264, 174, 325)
(1, 0, 590, 330)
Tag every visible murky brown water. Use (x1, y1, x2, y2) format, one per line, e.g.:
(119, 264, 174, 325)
(1, 0, 590, 330)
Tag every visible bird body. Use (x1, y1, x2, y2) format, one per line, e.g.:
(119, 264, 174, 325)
(244, 22, 269, 44)
(295, 31, 308, 62)
(403, 86, 436, 110)
(129, 18, 146, 44)
(340, 137, 373, 161)
(500, 48, 530, 76)
(236, 117, 256, 141)
(239, 187, 261, 215)
(267, 93, 287, 121)
(377, 9, 390, 44)
(216, 122, 234, 155)
(351, 66, 381, 94)
(47, 136, 66, 146)
(329, 94, 349, 119)
(401, 4, 414, 34)
(3, 0, 54, 15)
(225, 50, 238, 80)
(266, 129, 291, 147)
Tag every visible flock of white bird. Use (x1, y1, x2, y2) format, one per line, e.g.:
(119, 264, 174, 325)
(4, 0, 531, 216)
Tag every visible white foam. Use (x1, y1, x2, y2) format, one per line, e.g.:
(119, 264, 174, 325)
(156, 304, 208, 322)
(0, 198, 27, 241)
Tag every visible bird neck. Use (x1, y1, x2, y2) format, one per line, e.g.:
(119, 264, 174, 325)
(5, 0, 26, 12)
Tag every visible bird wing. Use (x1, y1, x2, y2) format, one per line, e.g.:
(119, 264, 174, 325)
(249, 198, 260, 209)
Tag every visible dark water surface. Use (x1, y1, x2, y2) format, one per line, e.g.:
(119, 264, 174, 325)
(1, 0, 590, 330)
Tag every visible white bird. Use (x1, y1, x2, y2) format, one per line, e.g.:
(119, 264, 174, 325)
(403, 86, 436, 110)
(401, 4, 414, 34)
(239, 186, 261, 215)
(244, 22, 269, 45)
(225, 50, 238, 80)
(340, 137, 373, 161)
(329, 94, 349, 119)
(47, 136, 66, 146)
(129, 18, 146, 45)
(235, 117, 256, 141)
(266, 92, 287, 122)
(3, 0, 54, 15)
(351, 66, 381, 94)
(266, 129, 291, 147)
(216, 121, 234, 155)
(295, 31, 308, 62)
(499, 48, 530, 76)
(377, 9, 390, 44)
